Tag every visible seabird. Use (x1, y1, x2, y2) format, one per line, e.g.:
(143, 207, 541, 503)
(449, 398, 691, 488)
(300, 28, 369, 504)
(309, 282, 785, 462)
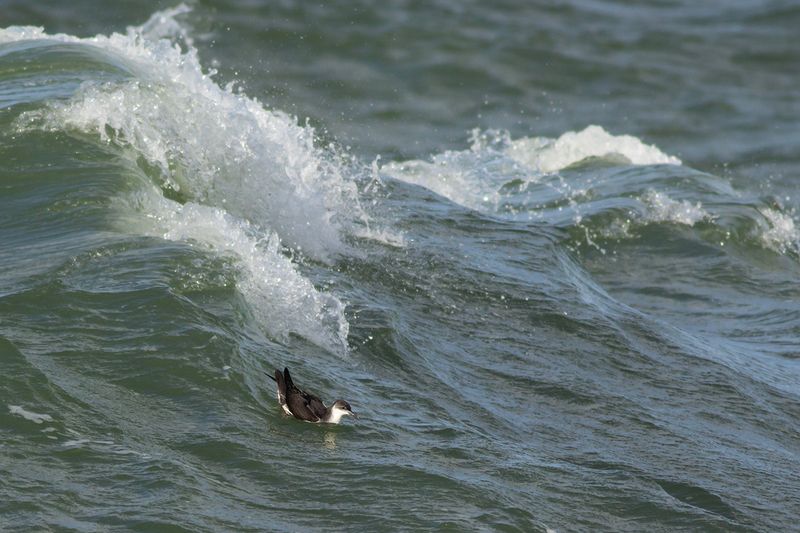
(269, 367, 357, 424)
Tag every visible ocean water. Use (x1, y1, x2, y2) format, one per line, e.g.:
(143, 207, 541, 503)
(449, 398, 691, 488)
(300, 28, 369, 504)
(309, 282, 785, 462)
(1, 1, 799, 531)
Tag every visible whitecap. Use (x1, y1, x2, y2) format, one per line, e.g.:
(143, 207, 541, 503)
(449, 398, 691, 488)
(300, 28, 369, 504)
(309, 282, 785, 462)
(506, 125, 681, 173)
(759, 208, 800, 255)
(384, 126, 681, 215)
(8, 405, 53, 424)
(642, 189, 710, 226)
(130, 189, 350, 354)
(9, 5, 362, 352)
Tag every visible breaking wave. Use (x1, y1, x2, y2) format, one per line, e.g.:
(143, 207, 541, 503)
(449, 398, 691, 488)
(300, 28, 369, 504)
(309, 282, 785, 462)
(383, 126, 800, 258)
(5, 5, 367, 352)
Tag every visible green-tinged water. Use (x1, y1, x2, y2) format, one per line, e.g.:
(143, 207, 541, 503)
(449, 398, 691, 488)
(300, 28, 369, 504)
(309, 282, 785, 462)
(2, 2, 799, 531)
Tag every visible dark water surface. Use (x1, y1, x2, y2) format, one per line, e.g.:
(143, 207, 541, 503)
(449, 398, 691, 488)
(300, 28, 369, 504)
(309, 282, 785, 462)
(2, 1, 799, 531)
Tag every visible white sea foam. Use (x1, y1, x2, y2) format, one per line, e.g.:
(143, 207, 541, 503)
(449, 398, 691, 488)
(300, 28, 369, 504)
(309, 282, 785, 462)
(506, 125, 681, 173)
(131, 190, 349, 352)
(9, 5, 360, 352)
(383, 129, 526, 211)
(9, 405, 53, 424)
(759, 208, 800, 255)
(383, 154, 503, 212)
(384, 126, 681, 218)
(11, 5, 360, 261)
(642, 190, 710, 226)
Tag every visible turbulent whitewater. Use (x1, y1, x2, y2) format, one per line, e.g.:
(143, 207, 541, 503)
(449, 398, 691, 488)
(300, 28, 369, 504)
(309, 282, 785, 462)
(5, 6, 374, 353)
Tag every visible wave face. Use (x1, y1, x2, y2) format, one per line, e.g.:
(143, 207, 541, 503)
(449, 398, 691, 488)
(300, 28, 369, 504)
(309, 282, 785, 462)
(386, 126, 800, 259)
(2, 3, 800, 532)
(4, 5, 370, 353)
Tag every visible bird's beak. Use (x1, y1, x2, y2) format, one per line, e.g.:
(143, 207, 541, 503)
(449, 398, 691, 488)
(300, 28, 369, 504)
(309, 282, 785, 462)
(350, 411, 359, 419)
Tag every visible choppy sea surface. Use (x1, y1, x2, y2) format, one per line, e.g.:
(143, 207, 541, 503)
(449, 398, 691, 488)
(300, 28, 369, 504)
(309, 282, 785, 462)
(2, 2, 799, 531)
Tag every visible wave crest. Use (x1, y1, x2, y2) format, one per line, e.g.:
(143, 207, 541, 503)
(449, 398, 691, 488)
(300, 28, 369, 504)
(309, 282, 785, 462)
(506, 125, 681, 173)
(384, 127, 800, 260)
(9, 5, 360, 352)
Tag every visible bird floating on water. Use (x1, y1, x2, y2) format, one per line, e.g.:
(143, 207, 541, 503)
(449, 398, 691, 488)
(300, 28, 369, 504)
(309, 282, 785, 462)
(269, 367, 357, 424)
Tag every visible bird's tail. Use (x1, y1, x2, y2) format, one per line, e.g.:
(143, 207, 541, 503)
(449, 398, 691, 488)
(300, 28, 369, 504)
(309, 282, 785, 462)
(273, 368, 288, 402)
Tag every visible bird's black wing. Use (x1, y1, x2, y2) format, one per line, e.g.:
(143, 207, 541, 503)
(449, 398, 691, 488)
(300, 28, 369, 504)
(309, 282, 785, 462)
(282, 367, 329, 422)
(274, 369, 287, 405)
(286, 390, 322, 422)
(304, 392, 328, 419)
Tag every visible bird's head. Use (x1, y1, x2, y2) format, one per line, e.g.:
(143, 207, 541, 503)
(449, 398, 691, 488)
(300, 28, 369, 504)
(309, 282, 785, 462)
(330, 400, 358, 422)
